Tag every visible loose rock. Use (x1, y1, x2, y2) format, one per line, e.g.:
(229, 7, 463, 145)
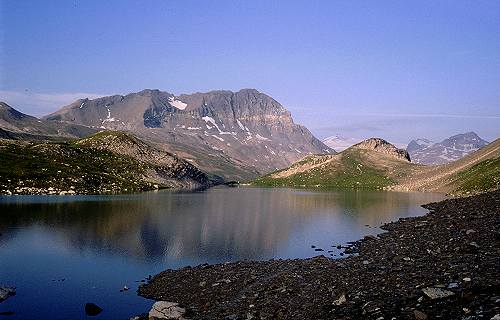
(149, 301, 187, 319)
(85, 303, 103, 316)
(0, 287, 15, 303)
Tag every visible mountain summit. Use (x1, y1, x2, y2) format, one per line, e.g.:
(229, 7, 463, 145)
(407, 132, 488, 165)
(44, 89, 332, 179)
(352, 138, 411, 162)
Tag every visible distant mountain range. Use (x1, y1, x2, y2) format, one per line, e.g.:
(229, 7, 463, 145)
(407, 132, 489, 165)
(324, 132, 490, 165)
(42, 89, 333, 180)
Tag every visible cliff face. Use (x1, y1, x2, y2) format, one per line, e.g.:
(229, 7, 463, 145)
(45, 89, 333, 180)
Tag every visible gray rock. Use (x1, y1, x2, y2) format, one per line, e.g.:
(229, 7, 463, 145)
(333, 293, 347, 306)
(422, 287, 455, 299)
(0, 286, 15, 303)
(149, 301, 187, 319)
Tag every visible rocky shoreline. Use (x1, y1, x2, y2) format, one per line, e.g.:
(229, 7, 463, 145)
(138, 190, 499, 319)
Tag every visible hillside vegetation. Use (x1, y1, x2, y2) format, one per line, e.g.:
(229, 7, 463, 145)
(253, 138, 500, 195)
(0, 131, 220, 195)
(253, 148, 414, 190)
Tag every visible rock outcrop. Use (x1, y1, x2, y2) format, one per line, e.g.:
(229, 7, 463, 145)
(351, 138, 411, 162)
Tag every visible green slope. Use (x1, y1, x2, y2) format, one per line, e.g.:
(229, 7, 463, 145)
(253, 139, 500, 194)
(253, 149, 411, 190)
(451, 157, 500, 194)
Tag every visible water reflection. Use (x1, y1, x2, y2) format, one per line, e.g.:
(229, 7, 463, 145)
(0, 188, 445, 262)
(0, 187, 446, 320)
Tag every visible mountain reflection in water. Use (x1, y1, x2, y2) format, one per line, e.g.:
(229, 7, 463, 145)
(0, 187, 445, 263)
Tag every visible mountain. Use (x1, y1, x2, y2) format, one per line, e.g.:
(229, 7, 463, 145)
(44, 89, 333, 180)
(0, 102, 96, 140)
(322, 135, 362, 152)
(0, 131, 220, 195)
(253, 137, 500, 195)
(253, 138, 414, 189)
(407, 132, 489, 165)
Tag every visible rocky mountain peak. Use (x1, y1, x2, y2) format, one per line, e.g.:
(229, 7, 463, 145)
(352, 138, 411, 162)
(407, 132, 489, 165)
(441, 132, 486, 147)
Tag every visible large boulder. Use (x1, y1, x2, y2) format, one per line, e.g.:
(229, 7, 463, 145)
(149, 301, 187, 319)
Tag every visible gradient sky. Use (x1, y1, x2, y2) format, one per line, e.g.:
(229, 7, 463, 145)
(1, 0, 499, 144)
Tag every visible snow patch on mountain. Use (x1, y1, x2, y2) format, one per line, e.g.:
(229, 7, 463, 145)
(168, 96, 187, 110)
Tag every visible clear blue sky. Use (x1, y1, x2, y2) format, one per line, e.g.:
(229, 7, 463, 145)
(1, 0, 499, 143)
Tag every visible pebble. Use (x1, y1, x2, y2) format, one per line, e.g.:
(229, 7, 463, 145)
(333, 293, 346, 306)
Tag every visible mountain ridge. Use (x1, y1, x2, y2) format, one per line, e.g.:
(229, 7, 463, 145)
(0, 101, 96, 140)
(43, 88, 333, 180)
(407, 132, 488, 165)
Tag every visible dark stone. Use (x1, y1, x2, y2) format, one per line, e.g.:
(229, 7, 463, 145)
(85, 303, 103, 316)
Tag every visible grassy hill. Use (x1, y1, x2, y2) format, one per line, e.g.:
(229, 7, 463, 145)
(253, 147, 416, 190)
(253, 138, 500, 195)
(0, 131, 220, 195)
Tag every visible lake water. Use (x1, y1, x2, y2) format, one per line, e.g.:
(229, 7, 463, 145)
(0, 187, 445, 319)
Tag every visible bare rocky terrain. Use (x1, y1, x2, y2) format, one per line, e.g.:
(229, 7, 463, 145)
(138, 190, 500, 320)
